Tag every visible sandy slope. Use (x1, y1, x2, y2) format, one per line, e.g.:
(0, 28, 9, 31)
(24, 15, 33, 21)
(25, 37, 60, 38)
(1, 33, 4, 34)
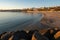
(40, 11, 60, 39)
(40, 11, 60, 28)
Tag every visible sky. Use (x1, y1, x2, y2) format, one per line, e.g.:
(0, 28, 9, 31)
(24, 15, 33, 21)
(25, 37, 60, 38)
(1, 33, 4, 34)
(0, 0, 60, 9)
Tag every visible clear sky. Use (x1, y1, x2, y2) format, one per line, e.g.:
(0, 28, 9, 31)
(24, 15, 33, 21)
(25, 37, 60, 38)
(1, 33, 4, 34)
(0, 0, 60, 9)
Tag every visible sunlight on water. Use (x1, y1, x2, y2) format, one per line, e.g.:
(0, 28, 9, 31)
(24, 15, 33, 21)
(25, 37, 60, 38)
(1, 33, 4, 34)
(0, 12, 25, 20)
(0, 12, 41, 33)
(0, 12, 29, 24)
(0, 12, 32, 33)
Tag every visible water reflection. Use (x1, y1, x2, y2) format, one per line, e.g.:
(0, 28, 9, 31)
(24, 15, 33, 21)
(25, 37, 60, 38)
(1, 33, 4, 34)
(0, 12, 41, 33)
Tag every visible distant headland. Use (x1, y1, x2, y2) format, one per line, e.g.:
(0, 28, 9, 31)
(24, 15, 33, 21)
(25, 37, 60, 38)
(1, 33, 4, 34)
(0, 6, 60, 12)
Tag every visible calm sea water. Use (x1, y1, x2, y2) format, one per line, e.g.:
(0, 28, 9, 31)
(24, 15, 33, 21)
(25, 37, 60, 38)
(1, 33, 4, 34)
(0, 12, 42, 33)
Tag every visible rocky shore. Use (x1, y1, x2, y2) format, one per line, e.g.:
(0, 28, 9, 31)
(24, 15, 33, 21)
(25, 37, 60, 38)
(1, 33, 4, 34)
(0, 28, 60, 40)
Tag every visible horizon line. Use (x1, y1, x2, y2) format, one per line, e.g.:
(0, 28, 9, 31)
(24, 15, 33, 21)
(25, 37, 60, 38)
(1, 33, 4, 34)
(0, 6, 60, 10)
